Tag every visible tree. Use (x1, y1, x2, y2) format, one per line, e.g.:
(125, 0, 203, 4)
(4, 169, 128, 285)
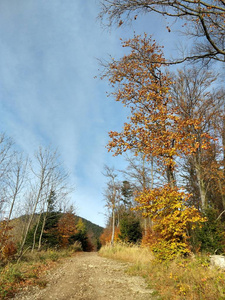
(103, 165, 120, 246)
(24, 210, 61, 250)
(102, 34, 211, 258)
(102, 34, 209, 187)
(171, 67, 224, 210)
(70, 218, 93, 251)
(119, 212, 142, 243)
(190, 208, 225, 253)
(37, 190, 56, 251)
(5, 153, 28, 222)
(19, 146, 62, 256)
(120, 153, 155, 192)
(100, 0, 225, 63)
(57, 211, 77, 248)
(120, 153, 156, 233)
(0, 134, 14, 218)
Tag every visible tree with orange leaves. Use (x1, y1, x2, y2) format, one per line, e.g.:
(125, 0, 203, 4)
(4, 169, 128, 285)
(57, 212, 77, 248)
(102, 34, 211, 187)
(102, 34, 209, 258)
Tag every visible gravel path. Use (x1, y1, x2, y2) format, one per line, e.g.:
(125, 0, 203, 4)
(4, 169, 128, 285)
(13, 252, 155, 300)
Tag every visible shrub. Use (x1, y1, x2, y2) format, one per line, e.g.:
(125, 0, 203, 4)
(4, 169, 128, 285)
(135, 185, 206, 260)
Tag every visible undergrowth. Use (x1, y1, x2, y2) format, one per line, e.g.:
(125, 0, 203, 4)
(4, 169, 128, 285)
(0, 248, 79, 299)
(99, 243, 225, 300)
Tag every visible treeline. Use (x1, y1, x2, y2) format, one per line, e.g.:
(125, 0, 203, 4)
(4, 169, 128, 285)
(100, 35, 225, 260)
(99, 0, 225, 261)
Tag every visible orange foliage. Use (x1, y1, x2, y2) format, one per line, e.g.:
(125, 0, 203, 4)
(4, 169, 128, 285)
(136, 185, 206, 260)
(100, 226, 121, 245)
(1, 241, 17, 260)
(57, 213, 77, 248)
(102, 34, 212, 259)
(0, 220, 17, 262)
(103, 34, 212, 171)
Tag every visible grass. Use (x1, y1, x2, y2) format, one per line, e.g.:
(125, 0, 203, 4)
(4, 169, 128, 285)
(99, 243, 225, 300)
(99, 242, 153, 265)
(0, 248, 78, 299)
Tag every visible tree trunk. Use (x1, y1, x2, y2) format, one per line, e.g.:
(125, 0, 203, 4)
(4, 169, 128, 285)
(38, 210, 48, 251)
(32, 212, 42, 252)
(18, 179, 44, 258)
(195, 164, 207, 210)
(166, 161, 176, 188)
(111, 204, 115, 246)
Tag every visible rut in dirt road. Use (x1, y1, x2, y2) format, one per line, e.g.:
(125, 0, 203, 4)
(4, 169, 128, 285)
(14, 252, 156, 300)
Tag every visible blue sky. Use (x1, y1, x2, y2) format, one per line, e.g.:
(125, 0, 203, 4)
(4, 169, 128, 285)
(0, 1, 180, 227)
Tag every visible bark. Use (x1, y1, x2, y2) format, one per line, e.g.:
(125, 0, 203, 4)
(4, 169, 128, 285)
(111, 204, 115, 246)
(195, 163, 207, 210)
(32, 212, 42, 252)
(166, 162, 176, 189)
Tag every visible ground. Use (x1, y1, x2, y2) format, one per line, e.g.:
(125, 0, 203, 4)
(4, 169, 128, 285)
(13, 252, 156, 300)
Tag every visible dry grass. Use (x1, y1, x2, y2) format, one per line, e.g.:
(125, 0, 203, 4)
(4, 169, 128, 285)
(99, 242, 153, 266)
(99, 243, 225, 300)
(0, 248, 78, 299)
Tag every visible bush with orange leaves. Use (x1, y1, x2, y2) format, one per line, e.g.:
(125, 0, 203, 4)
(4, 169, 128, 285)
(0, 220, 17, 264)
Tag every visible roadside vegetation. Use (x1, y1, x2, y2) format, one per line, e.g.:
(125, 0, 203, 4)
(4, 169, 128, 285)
(0, 247, 82, 299)
(0, 193, 102, 299)
(100, 243, 225, 300)
(98, 9, 225, 299)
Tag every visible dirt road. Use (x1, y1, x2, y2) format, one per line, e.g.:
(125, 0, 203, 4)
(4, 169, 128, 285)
(14, 252, 155, 300)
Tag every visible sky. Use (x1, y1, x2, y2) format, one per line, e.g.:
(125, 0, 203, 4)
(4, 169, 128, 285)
(0, 0, 180, 227)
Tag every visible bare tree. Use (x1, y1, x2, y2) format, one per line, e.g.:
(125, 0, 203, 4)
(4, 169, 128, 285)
(103, 165, 121, 246)
(37, 166, 72, 251)
(0, 134, 14, 218)
(6, 153, 28, 221)
(120, 153, 156, 192)
(120, 153, 156, 233)
(99, 0, 225, 63)
(171, 67, 225, 210)
(18, 146, 60, 257)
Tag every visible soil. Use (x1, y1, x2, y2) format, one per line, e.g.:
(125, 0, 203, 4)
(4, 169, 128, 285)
(13, 252, 156, 300)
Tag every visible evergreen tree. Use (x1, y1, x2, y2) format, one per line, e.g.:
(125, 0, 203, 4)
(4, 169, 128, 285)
(119, 213, 142, 244)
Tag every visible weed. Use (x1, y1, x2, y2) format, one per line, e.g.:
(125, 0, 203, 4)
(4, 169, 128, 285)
(0, 264, 24, 299)
(0, 248, 74, 298)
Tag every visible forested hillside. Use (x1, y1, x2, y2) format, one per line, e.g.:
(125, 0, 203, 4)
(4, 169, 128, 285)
(10, 213, 103, 252)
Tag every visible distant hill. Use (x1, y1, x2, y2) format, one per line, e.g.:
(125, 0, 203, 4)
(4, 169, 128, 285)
(10, 213, 104, 246)
(78, 217, 104, 239)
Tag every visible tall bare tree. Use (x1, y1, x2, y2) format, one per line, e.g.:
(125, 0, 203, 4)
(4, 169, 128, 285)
(18, 146, 60, 256)
(99, 0, 225, 63)
(103, 165, 121, 246)
(0, 134, 14, 218)
(6, 153, 28, 222)
(120, 153, 156, 232)
(171, 67, 225, 210)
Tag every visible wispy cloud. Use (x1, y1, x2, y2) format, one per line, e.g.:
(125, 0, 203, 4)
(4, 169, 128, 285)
(0, 1, 179, 227)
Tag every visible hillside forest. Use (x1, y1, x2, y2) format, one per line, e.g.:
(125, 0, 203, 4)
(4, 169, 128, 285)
(0, 141, 103, 266)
